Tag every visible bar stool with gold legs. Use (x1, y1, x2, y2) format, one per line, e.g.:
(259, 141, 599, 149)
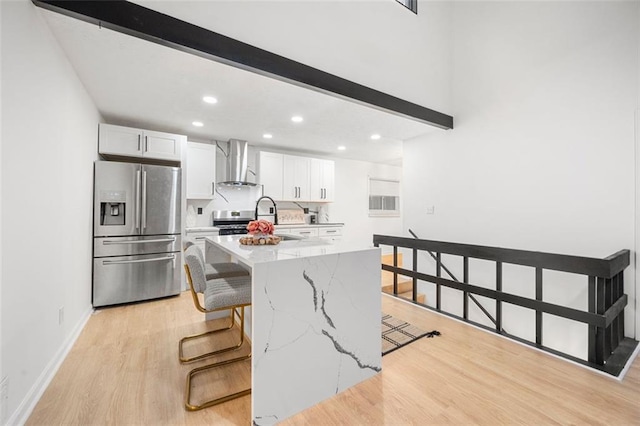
(183, 238, 249, 282)
(182, 245, 252, 411)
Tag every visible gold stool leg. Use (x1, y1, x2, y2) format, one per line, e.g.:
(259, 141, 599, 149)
(179, 309, 237, 363)
(184, 307, 251, 411)
(184, 353, 252, 411)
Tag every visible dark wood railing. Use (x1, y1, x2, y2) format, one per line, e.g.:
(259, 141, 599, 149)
(373, 233, 637, 376)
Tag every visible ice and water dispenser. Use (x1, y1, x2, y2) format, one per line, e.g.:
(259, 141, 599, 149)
(99, 190, 126, 226)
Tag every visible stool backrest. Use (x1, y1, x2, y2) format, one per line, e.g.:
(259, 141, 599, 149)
(184, 245, 207, 294)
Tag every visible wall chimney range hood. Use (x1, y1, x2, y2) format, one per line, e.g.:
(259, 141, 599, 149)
(220, 139, 256, 186)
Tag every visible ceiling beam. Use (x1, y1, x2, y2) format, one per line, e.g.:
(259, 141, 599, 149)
(33, 0, 454, 130)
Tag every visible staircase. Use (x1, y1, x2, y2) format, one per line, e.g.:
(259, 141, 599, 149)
(381, 253, 425, 303)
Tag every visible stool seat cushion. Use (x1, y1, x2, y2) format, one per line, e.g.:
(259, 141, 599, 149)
(205, 262, 248, 280)
(204, 275, 252, 311)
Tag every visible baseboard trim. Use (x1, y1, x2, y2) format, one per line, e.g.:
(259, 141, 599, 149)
(7, 305, 93, 426)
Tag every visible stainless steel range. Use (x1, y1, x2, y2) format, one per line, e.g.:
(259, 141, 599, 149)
(213, 210, 254, 235)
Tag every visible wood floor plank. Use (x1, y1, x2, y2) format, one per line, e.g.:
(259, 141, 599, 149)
(26, 292, 639, 425)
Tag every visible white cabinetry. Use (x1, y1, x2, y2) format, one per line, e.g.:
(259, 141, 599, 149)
(310, 159, 335, 202)
(99, 123, 183, 162)
(277, 227, 319, 238)
(318, 226, 342, 241)
(257, 151, 283, 200)
(186, 142, 216, 199)
(185, 229, 221, 260)
(283, 155, 310, 201)
(258, 151, 335, 202)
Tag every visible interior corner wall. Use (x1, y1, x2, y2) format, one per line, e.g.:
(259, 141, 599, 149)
(330, 158, 403, 250)
(133, 0, 453, 114)
(403, 1, 640, 348)
(1, 1, 101, 423)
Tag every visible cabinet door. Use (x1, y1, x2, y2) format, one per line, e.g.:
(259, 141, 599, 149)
(99, 123, 143, 157)
(186, 142, 216, 199)
(310, 159, 335, 202)
(143, 130, 183, 162)
(321, 160, 335, 202)
(258, 152, 284, 200)
(283, 155, 310, 201)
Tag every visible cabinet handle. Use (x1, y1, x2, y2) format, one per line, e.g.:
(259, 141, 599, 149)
(300, 231, 311, 234)
(326, 230, 337, 233)
(137, 135, 141, 151)
(212, 182, 215, 195)
(145, 136, 149, 152)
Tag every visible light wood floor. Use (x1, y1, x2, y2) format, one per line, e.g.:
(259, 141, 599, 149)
(27, 292, 640, 425)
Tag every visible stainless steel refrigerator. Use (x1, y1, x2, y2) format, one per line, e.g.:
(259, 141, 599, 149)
(93, 161, 182, 307)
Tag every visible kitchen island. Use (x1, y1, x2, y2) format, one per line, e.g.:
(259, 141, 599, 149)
(206, 235, 381, 425)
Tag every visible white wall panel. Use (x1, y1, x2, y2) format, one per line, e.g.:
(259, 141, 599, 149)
(1, 1, 101, 422)
(403, 2, 640, 348)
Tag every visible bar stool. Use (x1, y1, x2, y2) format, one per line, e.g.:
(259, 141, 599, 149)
(183, 237, 249, 281)
(181, 246, 252, 411)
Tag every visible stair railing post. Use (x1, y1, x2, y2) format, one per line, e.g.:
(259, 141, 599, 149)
(393, 246, 398, 296)
(463, 256, 469, 320)
(536, 267, 543, 346)
(436, 252, 442, 310)
(412, 248, 418, 303)
(596, 277, 606, 365)
(588, 276, 596, 363)
(496, 261, 502, 332)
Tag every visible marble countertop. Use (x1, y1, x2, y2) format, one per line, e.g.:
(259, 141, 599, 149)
(206, 235, 370, 268)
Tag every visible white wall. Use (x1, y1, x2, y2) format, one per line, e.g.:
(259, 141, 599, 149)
(403, 1, 640, 358)
(134, 0, 452, 115)
(1, 1, 101, 423)
(331, 158, 403, 248)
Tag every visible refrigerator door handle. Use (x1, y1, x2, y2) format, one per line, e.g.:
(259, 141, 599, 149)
(135, 169, 141, 231)
(102, 254, 175, 265)
(102, 237, 176, 245)
(141, 170, 147, 231)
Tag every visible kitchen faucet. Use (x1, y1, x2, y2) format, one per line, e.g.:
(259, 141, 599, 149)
(255, 196, 278, 225)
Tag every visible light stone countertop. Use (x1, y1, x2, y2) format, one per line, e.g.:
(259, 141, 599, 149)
(206, 234, 368, 268)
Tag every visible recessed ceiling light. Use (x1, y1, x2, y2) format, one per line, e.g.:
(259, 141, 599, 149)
(337, 146, 346, 151)
(370, 134, 381, 140)
(192, 121, 204, 127)
(202, 96, 218, 104)
(263, 133, 273, 139)
(291, 116, 304, 123)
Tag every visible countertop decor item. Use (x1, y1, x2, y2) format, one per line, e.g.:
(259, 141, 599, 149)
(239, 234, 281, 245)
(241, 219, 279, 245)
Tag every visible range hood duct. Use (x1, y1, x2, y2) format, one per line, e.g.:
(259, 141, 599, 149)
(220, 139, 256, 186)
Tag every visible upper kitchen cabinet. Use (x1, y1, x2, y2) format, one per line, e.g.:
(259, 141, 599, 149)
(257, 151, 284, 200)
(310, 159, 335, 202)
(186, 142, 216, 199)
(283, 154, 310, 201)
(99, 123, 183, 162)
(257, 151, 335, 202)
